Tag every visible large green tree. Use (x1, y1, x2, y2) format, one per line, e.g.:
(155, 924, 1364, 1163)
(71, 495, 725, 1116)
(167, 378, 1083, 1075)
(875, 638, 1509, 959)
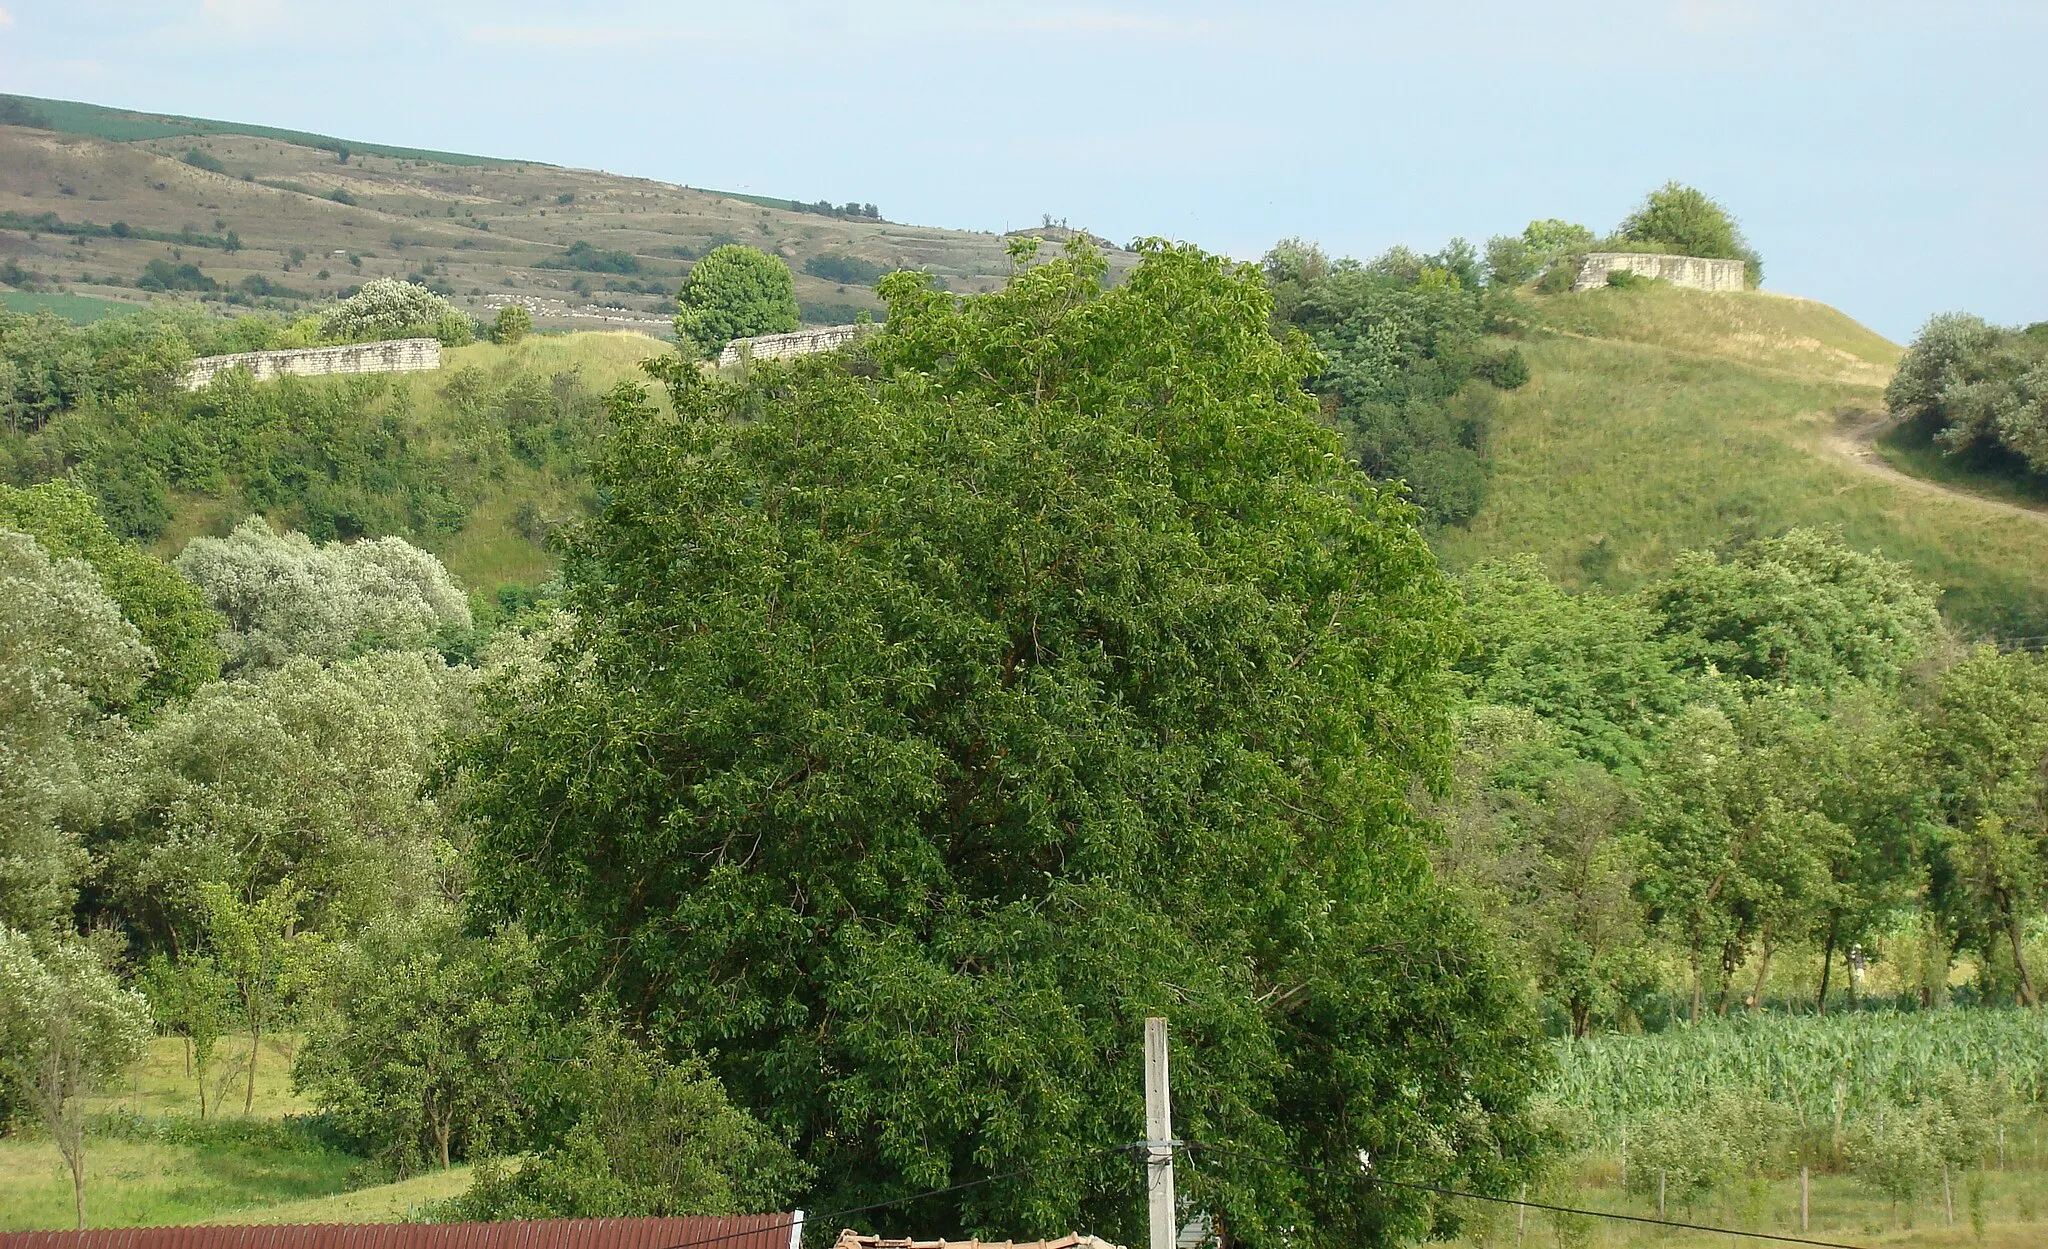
(674, 244, 800, 358)
(460, 242, 1543, 1245)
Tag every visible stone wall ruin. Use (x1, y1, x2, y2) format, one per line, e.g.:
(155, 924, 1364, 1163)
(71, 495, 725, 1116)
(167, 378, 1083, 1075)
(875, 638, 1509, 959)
(1571, 252, 1747, 294)
(716, 324, 874, 368)
(184, 338, 443, 390)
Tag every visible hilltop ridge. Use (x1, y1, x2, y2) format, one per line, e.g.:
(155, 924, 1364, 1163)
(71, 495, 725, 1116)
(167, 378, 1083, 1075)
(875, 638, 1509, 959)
(0, 92, 1134, 334)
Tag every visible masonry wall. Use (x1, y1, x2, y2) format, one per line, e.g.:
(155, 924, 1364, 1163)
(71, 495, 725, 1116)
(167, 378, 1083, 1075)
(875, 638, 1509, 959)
(716, 324, 873, 368)
(184, 338, 443, 390)
(1571, 252, 1747, 294)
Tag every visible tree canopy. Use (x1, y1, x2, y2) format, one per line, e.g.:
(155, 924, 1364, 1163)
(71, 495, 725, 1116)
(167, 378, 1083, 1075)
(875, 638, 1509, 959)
(459, 241, 1543, 1245)
(674, 245, 801, 358)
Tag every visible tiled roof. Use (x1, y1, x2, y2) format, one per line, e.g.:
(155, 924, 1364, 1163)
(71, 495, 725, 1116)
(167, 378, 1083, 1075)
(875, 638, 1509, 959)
(831, 1232, 1122, 1249)
(0, 1216, 801, 1249)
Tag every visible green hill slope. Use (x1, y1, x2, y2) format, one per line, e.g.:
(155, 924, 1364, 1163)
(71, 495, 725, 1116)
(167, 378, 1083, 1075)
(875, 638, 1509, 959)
(1435, 283, 2048, 635)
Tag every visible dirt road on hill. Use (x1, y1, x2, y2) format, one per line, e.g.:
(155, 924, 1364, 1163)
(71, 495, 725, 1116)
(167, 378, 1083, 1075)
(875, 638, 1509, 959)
(1822, 409, 2048, 526)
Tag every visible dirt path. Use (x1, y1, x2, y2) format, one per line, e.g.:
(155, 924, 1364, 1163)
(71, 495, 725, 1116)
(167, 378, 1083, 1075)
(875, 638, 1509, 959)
(1821, 410, 2048, 526)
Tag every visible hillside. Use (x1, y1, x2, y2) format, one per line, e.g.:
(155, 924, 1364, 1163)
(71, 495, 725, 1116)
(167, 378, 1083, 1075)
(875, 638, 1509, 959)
(1436, 282, 2048, 636)
(0, 93, 1133, 334)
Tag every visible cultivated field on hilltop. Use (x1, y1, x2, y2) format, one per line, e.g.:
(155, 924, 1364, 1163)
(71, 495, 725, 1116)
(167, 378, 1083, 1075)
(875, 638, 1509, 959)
(0, 93, 1130, 336)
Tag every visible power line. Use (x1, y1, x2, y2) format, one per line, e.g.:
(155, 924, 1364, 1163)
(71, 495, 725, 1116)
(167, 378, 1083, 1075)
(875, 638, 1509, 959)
(1186, 1142, 1871, 1249)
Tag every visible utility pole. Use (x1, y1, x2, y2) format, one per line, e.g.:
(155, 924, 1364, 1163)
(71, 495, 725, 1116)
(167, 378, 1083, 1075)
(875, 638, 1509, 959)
(1144, 1017, 1178, 1249)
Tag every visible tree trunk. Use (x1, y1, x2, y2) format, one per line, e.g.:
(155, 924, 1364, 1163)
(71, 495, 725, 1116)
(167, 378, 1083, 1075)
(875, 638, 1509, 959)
(1817, 918, 1838, 1015)
(2002, 894, 2039, 1007)
(1689, 938, 1704, 1025)
(70, 1141, 86, 1230)
(244, 1008, 261, 1116)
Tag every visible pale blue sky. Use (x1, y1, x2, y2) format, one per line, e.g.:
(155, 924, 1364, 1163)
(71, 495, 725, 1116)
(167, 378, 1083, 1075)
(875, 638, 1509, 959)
(1, 1, 2040, 340)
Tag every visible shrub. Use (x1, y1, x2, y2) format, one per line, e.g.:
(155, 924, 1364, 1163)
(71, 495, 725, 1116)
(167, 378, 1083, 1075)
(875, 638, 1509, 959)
(328, 188, 357, 206)
(538, 241, 641, 275)
(428, 1025, 809, 1220)
(492, 305, 532, 345)
(319, 278, 453, 343)
(432, 310, 474, 348)
(800, 253, 890, 285)
(1471, 345, 1529, 390)
(1534, 258, 1579, 295)
(182, 149, 227, 175)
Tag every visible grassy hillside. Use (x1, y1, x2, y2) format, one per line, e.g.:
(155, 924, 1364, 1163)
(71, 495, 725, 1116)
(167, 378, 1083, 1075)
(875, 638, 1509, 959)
(143, 330, 672, 596)
(0, 95, 1133, 337)
(1437, 282, 2048, 636)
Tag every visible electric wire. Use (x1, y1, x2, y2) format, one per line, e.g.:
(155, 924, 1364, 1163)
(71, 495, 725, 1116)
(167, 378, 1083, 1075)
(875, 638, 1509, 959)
(1186, 1141, 1871, 1249)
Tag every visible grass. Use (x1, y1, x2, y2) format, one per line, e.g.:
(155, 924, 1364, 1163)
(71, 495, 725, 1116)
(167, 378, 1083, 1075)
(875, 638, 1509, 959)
(0, 289, 144, 322)
(1876, 412, 2048, 513)
(1444, 1163, 2048, 1248)
(1437, 283, 2048, 637)
(206, 1167, 474, 1225)
(0, 1035, 479, 1230)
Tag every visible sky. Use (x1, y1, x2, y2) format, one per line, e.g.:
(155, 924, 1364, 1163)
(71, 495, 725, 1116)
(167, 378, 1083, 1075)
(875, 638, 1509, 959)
(0, 1, 2041, 340)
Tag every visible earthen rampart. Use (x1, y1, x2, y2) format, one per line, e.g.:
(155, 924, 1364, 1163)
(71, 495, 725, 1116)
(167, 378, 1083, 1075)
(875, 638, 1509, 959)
(716, 324, 873, 368)
(1571, 252, 1747, 294)
(184, 338, 443, 390)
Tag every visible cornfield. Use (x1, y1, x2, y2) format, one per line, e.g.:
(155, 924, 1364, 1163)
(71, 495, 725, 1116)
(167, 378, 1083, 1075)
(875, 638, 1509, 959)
(1552, 1009, 2048, 1129)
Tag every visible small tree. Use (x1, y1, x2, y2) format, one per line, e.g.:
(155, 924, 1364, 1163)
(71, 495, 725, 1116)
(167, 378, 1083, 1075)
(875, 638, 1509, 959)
(295, 914, 542, 1173)
(673, 244, 799, 358)
(436, 1022, 809, 1219)
(492, 304, 532, 346)
(199, 879, 314, 1115)
(138, 953, 237, 1119)
(1849, 1102, 1938, 1228)
(0, 928, 154, 1229)
(1616, 182, 1763, 285)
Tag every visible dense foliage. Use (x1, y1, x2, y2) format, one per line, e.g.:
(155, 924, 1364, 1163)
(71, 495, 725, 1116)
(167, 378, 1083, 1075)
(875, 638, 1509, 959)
(458, 241, 1545, 1245)
(1888, 314, 2048, 476)
(1263, 237, 1527, 528)
(674, 244, 800, 357)
(4, 209, 2048, 1245)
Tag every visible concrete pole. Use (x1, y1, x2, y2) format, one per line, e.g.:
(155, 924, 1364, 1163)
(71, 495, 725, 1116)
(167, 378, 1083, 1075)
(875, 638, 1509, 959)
(1145, 1017, 1177, 1249)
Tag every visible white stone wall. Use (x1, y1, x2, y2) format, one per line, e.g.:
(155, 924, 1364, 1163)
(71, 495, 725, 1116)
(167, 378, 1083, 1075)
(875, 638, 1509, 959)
(184, 338, 443, 390)
(716, 324, 873, 368)
(1571, 252, 1747, 294)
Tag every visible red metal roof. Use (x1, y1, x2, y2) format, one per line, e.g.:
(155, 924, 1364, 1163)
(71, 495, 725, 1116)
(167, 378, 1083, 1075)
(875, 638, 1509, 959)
(0, 1216, 801, 1249)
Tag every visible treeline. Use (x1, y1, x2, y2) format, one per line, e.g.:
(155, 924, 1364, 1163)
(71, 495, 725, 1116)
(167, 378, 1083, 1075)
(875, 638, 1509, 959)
(0, 283, 588, 542)
(1439, 534, 2048, 1034)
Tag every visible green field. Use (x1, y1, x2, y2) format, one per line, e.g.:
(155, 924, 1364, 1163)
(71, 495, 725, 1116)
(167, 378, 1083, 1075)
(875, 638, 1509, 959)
(1436, 283, 2048, 636)
(0, 290, 145, 322)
